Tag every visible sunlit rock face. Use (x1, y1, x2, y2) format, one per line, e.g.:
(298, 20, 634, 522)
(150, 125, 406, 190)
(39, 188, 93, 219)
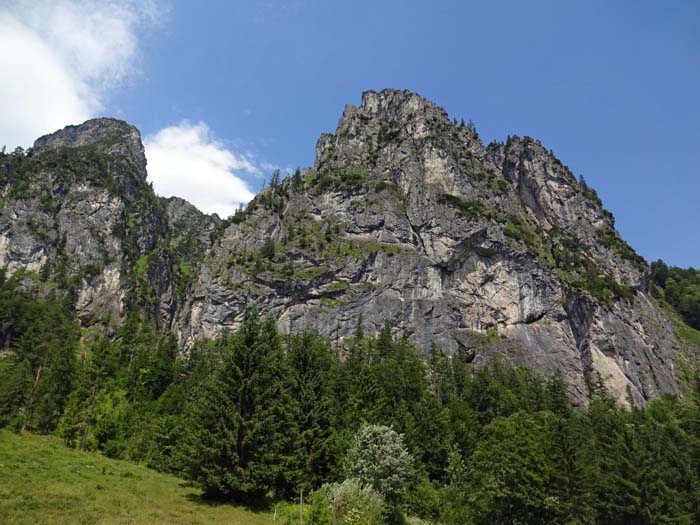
(0, 92, 681, 407)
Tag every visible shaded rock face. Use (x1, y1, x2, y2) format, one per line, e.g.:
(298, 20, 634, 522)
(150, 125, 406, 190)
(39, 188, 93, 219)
(0, 90, 682, 406)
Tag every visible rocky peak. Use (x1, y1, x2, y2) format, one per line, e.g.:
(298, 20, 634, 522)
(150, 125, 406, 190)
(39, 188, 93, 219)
(0, 90, 684, 407)
(165, 196, 208, 225)
(355, 89, 449, 124)
(31, 118, 147, 173)
(317, 89, 477, 164)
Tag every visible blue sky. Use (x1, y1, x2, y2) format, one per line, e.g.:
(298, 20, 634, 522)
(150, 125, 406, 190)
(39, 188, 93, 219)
(2, 1, 698, 267)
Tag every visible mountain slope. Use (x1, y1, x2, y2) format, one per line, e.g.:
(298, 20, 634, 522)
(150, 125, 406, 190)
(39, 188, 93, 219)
(177, 90, 679, 406)
(0, 430, 273, 524)
(0, 89, 685, 406)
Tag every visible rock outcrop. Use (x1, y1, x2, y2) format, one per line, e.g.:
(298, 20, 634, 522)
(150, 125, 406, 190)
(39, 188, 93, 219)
(0, 118, 168, 327)
(0, 90, 683, 406)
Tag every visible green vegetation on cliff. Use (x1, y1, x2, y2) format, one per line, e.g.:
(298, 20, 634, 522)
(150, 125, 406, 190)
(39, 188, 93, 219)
(652, 260, 700, 330)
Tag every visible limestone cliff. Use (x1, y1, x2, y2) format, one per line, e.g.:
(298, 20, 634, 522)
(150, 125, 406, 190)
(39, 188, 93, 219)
(0, 91, 684, 406)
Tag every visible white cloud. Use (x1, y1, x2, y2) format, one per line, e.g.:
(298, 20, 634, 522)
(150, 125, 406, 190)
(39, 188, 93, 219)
(0, 0, 159, 149)
(144, 122, 257, 218)
(1, 0, 265, 213)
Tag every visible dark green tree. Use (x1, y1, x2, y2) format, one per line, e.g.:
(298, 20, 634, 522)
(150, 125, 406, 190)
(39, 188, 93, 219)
(181, 313, 300, 503)
(547, 412, 598, 524)
(287, 331, 337, 490)
(466, 411, 556, 525)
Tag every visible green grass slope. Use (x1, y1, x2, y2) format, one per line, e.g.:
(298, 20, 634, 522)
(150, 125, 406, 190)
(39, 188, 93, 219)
(658, 301, 700, 392)
(0, 430, 274, 525)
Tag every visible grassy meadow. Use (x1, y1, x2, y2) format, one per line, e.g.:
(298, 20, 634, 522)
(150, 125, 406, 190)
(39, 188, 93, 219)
(0, 429, 277, 524)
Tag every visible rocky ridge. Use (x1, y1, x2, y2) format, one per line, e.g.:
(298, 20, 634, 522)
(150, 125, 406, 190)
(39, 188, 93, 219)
(0, 90, 684, 406)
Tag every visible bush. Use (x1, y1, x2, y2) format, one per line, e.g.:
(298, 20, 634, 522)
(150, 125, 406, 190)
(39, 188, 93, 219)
(578, 175, 602, 207)
(504, 214, 553, 265)
(438, 193, 488, 220)
(311, 478, 385, 525)
(312, 165, 369, 192)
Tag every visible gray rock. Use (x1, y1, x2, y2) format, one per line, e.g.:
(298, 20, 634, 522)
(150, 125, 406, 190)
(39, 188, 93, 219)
(0, 93, 685, 407)
(178, 89, 680, 406)
(32, 118, 147, 172)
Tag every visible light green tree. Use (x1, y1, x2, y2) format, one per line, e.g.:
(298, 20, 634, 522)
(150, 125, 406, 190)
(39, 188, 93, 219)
(345, 424, 413, 506)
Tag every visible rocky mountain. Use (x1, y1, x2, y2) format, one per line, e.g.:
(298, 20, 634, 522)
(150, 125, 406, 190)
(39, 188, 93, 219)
(0, 89, 687, 406)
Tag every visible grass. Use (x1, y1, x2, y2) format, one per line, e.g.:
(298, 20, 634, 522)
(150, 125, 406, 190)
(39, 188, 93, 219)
(657, 301, 700, 397)
(437, 193, 489, 221)
(660, 301, 700, 349)
(596, 226, 646, 269)
(133, 255, 149, 278)
(334, 241, 403, 259)
(0, 430, 274, 525)
(504, 214, 554, 267)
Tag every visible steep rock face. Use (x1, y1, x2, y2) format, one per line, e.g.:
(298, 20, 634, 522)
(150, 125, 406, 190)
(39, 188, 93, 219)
(0, 91, 683, 406)
(176, 89, 679, 406)
(0, 119, 169, 327)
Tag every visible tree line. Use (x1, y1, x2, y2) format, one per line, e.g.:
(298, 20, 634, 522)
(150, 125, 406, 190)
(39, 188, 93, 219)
(2, 270, 700, 524)
(652, 260, 700, 330)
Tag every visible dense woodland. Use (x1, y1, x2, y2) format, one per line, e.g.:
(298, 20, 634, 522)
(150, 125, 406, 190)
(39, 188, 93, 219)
(1, 265, 700, 525)
(652, 260, 700, 330)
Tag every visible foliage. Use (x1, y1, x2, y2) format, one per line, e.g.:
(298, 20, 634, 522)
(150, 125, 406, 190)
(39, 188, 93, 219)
(504, 214, 553, 265)
(551, 234, 636, 304)
(378, 122, 401, 145)
(261, 238, 276, 260)
(578, 175, 603, 207)
(287, 331, 337, 490)
(311, 478, 386, 525)
(438, 193, 488, 220)
(2, 282, 700, 523)
(465, 412, 557, 524)
(179, 313, 300, 503)
(652, 260, 700, 330)
(0, 277, 79, 433)
(597, 226, 646, 268)
(344, 424, 414, 506)
(244, 169, 288, 212)
(309, 164, 370, 193)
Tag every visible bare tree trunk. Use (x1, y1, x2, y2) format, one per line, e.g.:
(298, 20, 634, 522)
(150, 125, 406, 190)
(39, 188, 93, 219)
(21, 352, 47, 432)
(79, 383, 97, 450)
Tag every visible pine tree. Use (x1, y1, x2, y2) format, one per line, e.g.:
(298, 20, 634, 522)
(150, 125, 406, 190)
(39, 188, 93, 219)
(181, 313, 300, 503)
(287, 331, 336, 490)
(428, 344, 455, 406)
(466, 412, 556, 525)
(8, 300, 79, 433)
(406, 395, 453, 482)
(548, 412, 598, 524)
(633, 399, 695, 524)
(58, 351, 98, 450)
(590, 398, 643, 523)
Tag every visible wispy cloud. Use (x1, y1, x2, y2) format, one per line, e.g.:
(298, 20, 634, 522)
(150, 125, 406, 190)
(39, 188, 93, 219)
(1, 0, 269, 213)
(144, 121, 257, 218)
(0, 0, 162, 149)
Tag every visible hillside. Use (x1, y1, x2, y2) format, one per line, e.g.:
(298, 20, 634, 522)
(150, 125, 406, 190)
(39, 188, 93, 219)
(0, 128, 699, 521)
(0, 430, 273, 524)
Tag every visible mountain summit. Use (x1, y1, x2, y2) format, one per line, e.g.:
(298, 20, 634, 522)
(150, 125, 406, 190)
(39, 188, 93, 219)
(0, 89, 686, 406)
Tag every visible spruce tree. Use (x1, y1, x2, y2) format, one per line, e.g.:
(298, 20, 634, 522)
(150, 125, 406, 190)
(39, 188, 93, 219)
(181, 313, 300, 503)
(548, 412, 598, 524)
(287, 331, 336, 490)
(466, 412, 555, 525)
